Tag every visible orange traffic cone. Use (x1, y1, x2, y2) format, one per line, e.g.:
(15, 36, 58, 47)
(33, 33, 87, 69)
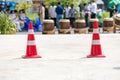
(22, 21, 42, 59)
(87, 21, 105, 58)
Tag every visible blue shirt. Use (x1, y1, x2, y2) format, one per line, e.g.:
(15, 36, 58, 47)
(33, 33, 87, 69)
(55, 6, 64, 15)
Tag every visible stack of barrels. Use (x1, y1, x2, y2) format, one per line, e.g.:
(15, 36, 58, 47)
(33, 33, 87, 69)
(42, 20, 55, 34)
(74, 20, 86, 34)
(41, 16, 120, 34)
(103, 18, 115, 33)
(113, 14, 120, 32)
(59, 19, 71, 34)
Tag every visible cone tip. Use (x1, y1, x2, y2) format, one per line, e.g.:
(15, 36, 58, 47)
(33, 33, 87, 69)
(29, 21, 33, 29)
(93, 21, 98, 29)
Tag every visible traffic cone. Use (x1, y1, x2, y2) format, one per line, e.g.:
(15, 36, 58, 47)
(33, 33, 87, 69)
(22, 21, 42, 59)
(87, 21, 106, 58)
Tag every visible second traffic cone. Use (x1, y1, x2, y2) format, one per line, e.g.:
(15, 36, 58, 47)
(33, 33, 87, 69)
(87, 21, 105, 58)
(22, 21, 42, 59)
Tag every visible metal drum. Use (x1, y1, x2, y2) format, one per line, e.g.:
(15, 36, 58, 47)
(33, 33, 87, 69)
(113, 14, 120, 33)
(74, 20, 86, 34)
(103, 18, 115, 33)
(89, 19, 99, 32)
(114, 14, 120, 28)
(59, 19, 71, 34)
(43, 20, 55, 34)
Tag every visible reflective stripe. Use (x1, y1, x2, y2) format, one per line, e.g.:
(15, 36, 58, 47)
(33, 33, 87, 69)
(27, 41, 36, 45)
(28, 30, 34, 34)
(92, 40, 100, 45)
(93, 29, 99, 33)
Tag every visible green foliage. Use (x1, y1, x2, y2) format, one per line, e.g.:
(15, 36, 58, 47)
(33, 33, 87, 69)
(15, 3, 32, 13)
(98, 11, 110, 27)
(80, 0, 88, 4)
(45, 0, 80, 7)
(45, 0, 98, 7)
(45, 0, 58, 6)
(61, 0, 75, 7)
(102, 11, 110, 18)
(26, 13, 39, 23)
(45, 0, 98, 12)
(98, 18, 103, 27)
(0, 14, 16, 34)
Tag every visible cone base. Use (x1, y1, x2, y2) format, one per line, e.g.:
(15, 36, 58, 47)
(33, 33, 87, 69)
(22, 55, 42, 59)
(87, 55, 106, 58)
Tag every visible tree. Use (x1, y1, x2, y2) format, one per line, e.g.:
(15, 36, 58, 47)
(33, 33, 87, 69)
(45, 0, 81, 7)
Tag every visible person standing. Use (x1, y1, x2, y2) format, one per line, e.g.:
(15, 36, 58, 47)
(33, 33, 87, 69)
(84, 3, 90, 28)
(55, 2, 64, 29)
(109, 6, 116, 17)
(49, 2, 56, 26)
(19, 9, 26, 30)
(9, 10, 22, 32)
(90, 0, 97, 18)
(39, 3, 45, 24)
(65, 4, 71, 19)
(69, 4, 77, 28)
(44, 5, 49, 19)
(97, 7, 102, 19)
(78, 4, 83, 19)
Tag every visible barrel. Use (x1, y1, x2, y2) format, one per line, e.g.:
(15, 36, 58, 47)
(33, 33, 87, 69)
(74, 20, 86, 34)
(113, 14, 120, 33)
(43, 20, 55, 34)
(59, 19, 71, 34)
(103, 18, 115, 33)
(89, 19, 99, 32)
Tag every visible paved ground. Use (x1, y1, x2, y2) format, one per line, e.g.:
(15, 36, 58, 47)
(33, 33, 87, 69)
(0, 33, 120, 80)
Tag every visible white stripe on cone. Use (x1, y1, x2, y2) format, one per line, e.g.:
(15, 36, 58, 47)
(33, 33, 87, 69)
(93, 29, 99, 33)
(28, 30, 34, 34)
(27, 40, 36, 45)
(92, 40, 100, 45)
